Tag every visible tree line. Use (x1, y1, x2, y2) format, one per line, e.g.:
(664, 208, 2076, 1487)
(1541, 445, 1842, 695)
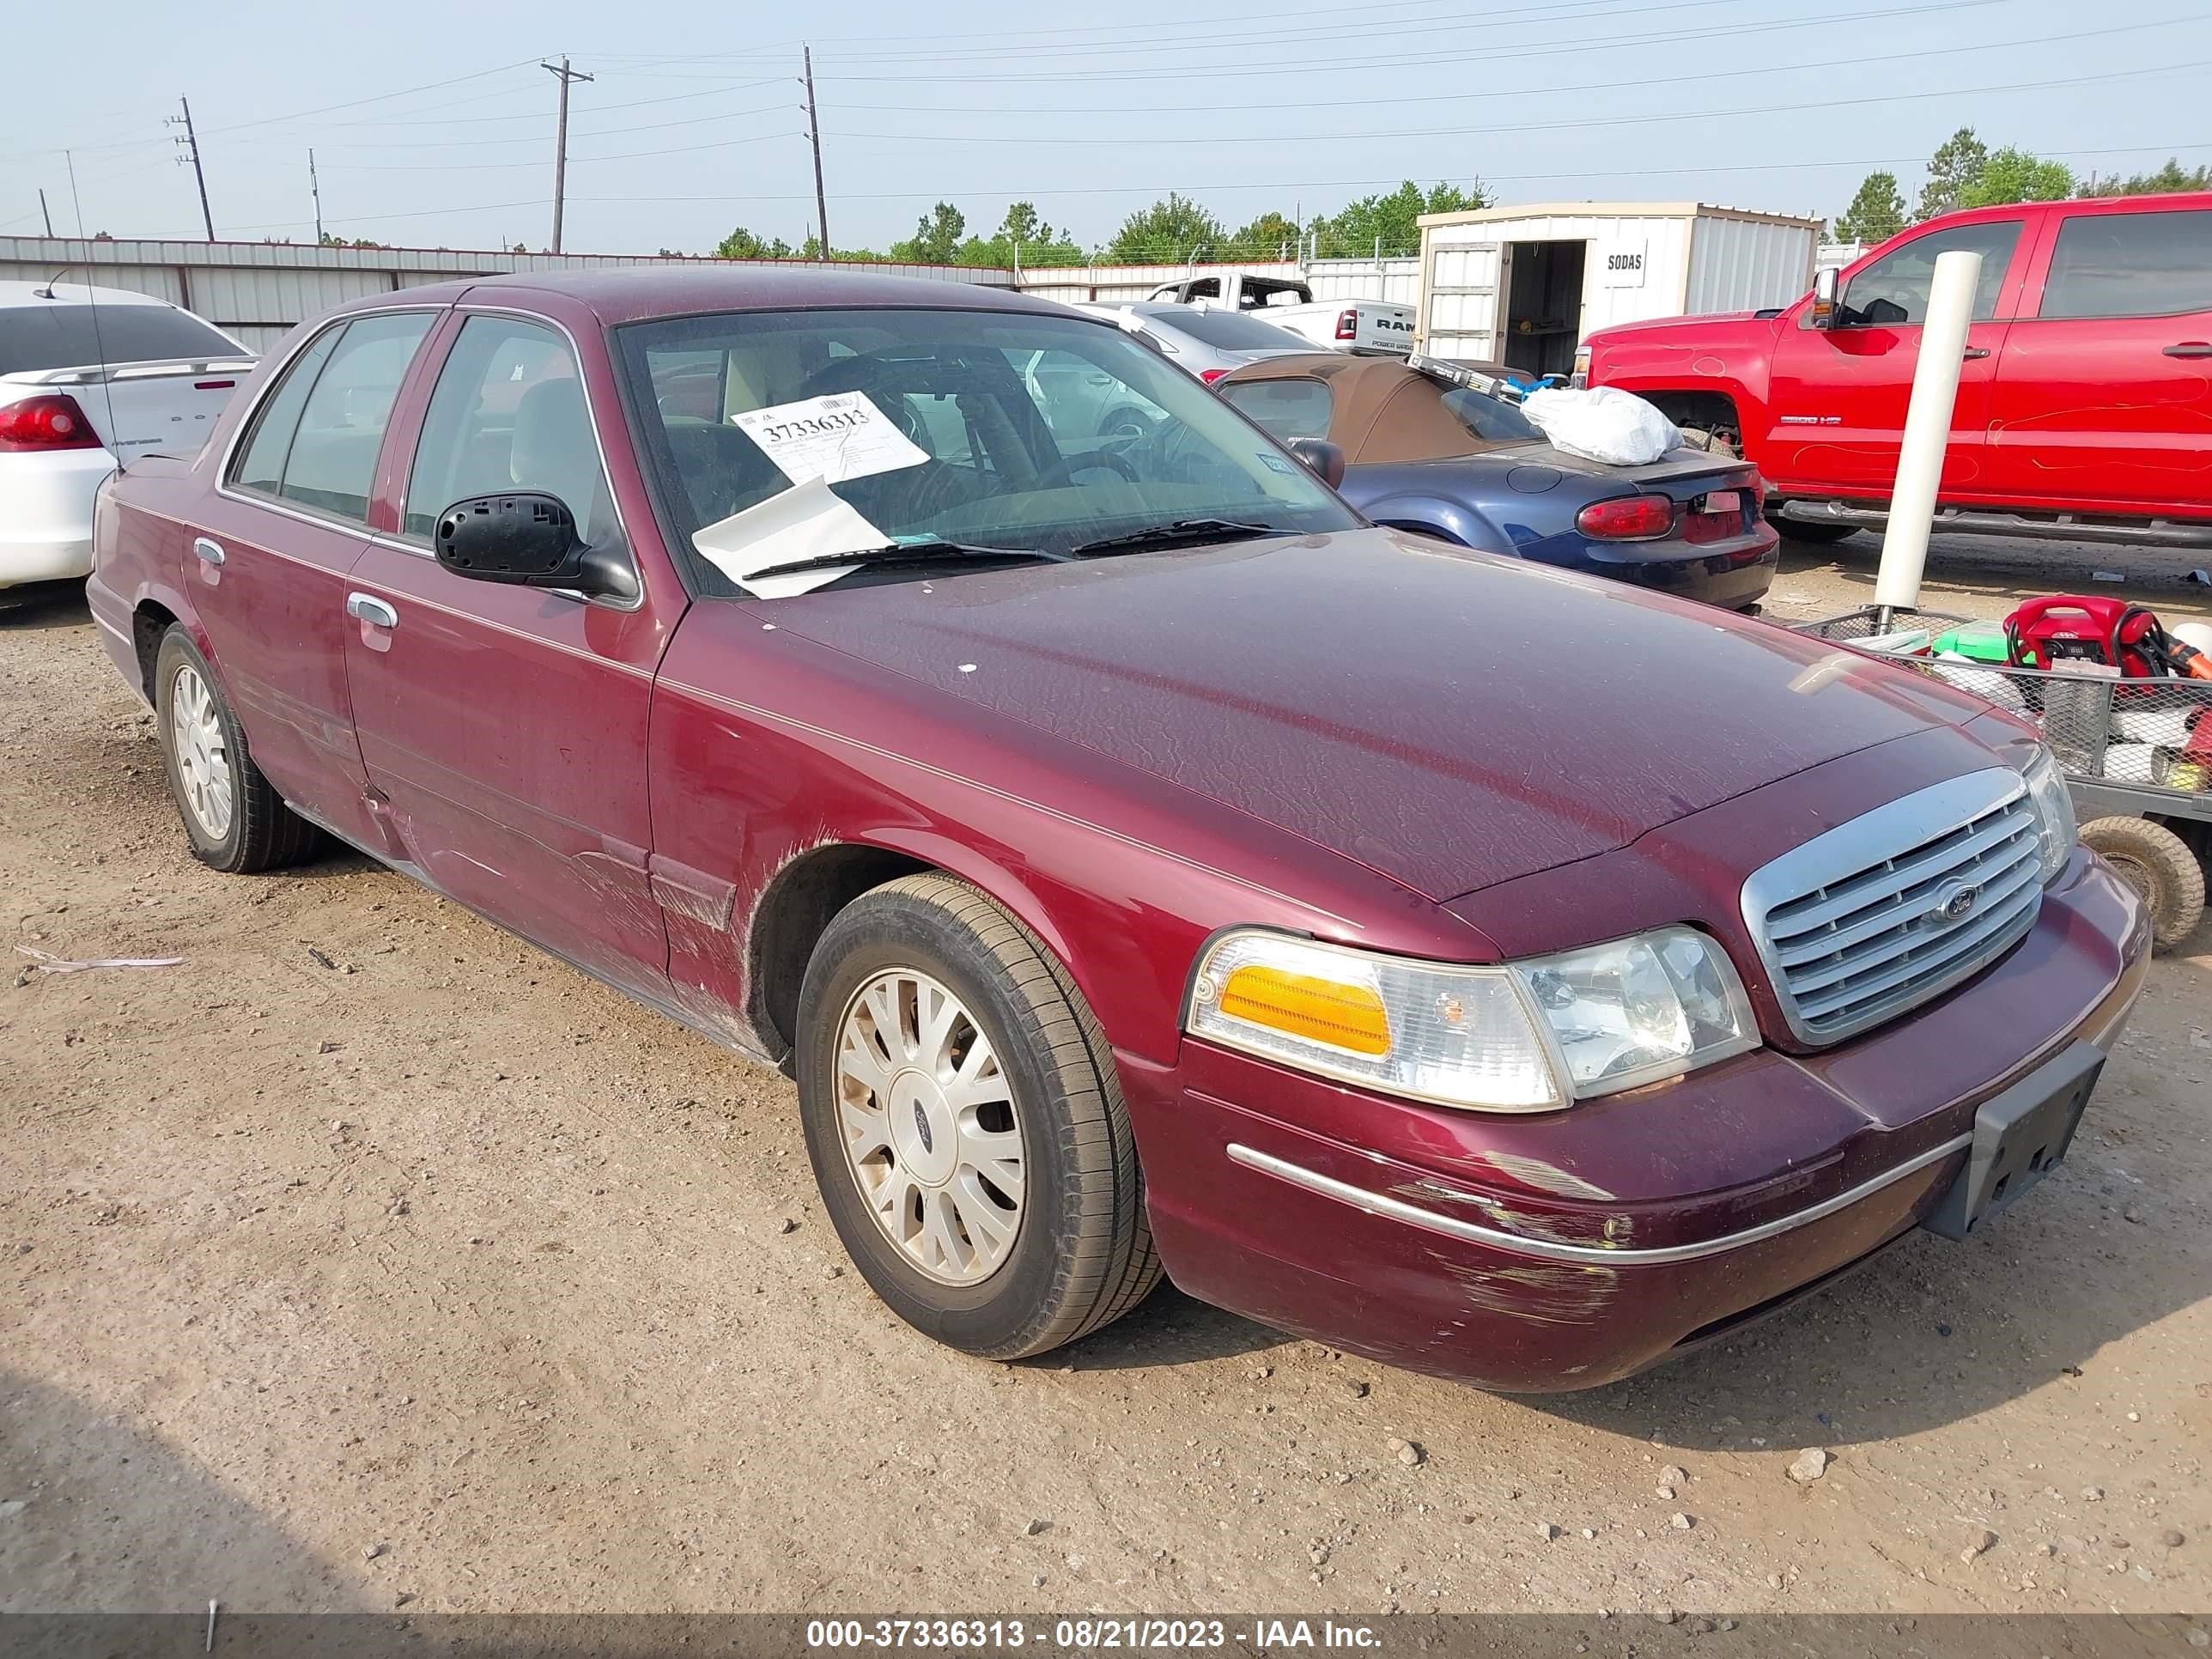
(1834, 131, 2210, 245)
(702, 179, 1488, 269)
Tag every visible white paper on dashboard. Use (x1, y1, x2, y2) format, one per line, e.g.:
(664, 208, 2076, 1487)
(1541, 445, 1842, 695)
(690, 475, 892, 597)
(732, 392, 928, 485)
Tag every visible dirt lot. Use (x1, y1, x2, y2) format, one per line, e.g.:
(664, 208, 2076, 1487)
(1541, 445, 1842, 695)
(3, 530, 2209, 1619)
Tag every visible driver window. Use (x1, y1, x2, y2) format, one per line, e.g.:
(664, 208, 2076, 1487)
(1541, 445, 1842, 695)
(1834, 220, 2021, 327)
(403, 314, 620, 547)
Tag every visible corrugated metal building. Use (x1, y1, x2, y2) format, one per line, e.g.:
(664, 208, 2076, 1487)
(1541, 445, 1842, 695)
(0, 236, 1012, 351)
(1415, 203, 1822, 375)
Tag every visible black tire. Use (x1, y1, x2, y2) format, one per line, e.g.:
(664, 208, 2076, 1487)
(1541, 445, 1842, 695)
(794, 873, 1161, 1358)
(1775, 519, 1863, 546)
(152, 626, 321, 874)
(2082, 815, 2204, 950)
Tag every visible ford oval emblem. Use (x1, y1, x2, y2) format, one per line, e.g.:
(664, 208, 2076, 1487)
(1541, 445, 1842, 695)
(912, 1099, 934, 1156)
(1927, 880, 1980, 927)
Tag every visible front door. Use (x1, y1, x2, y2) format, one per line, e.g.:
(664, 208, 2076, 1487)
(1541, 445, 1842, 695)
(1986, 202, 2212, 511)
(1763, 216, 2029, 497)
(339, 308, 676, 1001)
(191, 309, 439, 848)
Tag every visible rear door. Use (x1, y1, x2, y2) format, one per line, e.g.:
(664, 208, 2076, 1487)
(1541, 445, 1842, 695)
(339, 306, 676, 1003)
(1984, 200, 2212, 511)
(191, 308, 439, 847)
(1762, 214, 2032, 497)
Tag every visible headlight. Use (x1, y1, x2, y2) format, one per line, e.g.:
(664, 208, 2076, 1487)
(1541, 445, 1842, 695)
(1186, 926, 1759, 1112)
(2021, 743, 2078, 883)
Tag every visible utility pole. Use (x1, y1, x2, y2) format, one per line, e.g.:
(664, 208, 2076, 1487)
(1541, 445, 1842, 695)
(802, 46, 830, 257)
(170, 97, 215, 240)
(542, 56, 593, 254)
(38, 188, 53, 237)
(309, 149, 324, 243)
(65, 151, 83, 235)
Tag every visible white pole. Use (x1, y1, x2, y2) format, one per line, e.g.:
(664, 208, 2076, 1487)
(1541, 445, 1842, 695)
(1873, 248, 1982, 614)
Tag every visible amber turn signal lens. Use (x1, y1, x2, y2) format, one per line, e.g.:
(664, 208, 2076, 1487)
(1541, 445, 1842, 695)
(1218, 964, 1391, 1056)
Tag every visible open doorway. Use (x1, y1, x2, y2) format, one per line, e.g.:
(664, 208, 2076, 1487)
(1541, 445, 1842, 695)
(1501, 240, 1586, 378)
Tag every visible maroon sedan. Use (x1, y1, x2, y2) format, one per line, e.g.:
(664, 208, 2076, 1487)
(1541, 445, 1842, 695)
(88, 270, 2146, 1390)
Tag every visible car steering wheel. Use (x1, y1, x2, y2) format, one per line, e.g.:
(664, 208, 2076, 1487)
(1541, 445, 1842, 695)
(1032, 448, 1139, 490)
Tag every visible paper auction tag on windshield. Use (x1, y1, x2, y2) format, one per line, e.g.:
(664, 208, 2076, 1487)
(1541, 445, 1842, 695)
(732, 392, 927, 486)
(692, 474, 893, 597)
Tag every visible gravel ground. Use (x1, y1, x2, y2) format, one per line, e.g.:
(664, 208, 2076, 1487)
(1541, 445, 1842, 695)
(2, 531, 2207, 1617)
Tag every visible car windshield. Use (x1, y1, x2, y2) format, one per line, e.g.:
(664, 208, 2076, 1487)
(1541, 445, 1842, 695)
(616, 306, 1358, 593)
(1155, 308, 1312, 351)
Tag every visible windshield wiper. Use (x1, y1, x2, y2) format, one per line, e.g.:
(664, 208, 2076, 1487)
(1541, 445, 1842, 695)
(740, 538, 1072, 585)
(1069, 519, 1283, 557)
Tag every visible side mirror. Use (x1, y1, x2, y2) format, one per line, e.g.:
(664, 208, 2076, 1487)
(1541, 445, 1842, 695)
(1810, 266, 1840, 331)
(434, 492, 637, 602)
(1289, 438, 1346, 489)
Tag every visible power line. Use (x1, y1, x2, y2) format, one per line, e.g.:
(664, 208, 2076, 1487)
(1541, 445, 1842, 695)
(829, 54, 2212, 149)
(823, 14, 2191, 117)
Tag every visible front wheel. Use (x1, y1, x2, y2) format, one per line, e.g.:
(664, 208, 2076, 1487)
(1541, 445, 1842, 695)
(794, 874, 1161, 1358)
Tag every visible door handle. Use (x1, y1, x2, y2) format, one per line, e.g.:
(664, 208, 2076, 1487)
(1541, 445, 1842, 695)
(345, 592, 398, 629)
(191, 537, 226, 566)
(2164, 342, 2212, 358)
(1961, 346, 1991, 361)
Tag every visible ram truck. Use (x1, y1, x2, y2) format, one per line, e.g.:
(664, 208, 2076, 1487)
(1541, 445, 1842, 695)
(1582, 194, 2212, 547)
(1144, 270, 1416, 356)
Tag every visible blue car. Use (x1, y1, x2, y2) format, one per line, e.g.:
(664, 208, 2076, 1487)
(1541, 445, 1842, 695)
(1214, 353, 1779, 611)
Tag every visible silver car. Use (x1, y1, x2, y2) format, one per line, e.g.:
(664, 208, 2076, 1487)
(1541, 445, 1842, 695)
(1074, 301, 1318, 384)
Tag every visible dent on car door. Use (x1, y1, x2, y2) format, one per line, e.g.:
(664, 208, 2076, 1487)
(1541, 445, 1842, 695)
(339, 309, 676, 1002)
(188, 309, 438, 849)
(1765, 216, 2027, 495)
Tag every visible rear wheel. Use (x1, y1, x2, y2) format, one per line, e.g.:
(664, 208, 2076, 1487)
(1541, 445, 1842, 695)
(153, 627, 321, 874)
(2082, 815, 2203, 949)
(794, 874, 1161, 1358)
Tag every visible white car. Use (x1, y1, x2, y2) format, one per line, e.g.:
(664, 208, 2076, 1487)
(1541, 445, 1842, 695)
(1, 281, 254, 596)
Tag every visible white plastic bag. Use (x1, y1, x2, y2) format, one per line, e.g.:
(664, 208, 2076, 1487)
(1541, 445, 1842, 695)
(1520, 386, 1682, 467)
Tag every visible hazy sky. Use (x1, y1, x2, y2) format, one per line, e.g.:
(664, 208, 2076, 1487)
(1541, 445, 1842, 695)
(5, 0, 2209, 256)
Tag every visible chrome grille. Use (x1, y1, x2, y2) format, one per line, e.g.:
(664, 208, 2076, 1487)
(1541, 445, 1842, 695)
(1741, 768, 2045, 1045)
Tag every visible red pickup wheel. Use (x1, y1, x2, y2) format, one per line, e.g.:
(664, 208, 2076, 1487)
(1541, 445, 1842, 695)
(793, 873, 1161, 1358)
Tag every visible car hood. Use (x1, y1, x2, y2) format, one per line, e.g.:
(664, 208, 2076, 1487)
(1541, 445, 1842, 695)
(761, 526, 1996, 902)
(1586, 309, 1764, 342)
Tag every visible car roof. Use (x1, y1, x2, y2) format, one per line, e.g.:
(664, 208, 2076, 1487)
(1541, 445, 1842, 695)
(1219, 353, 1517, 463)
(0, 280, 179, 311)
(334, 266, 1085, 328)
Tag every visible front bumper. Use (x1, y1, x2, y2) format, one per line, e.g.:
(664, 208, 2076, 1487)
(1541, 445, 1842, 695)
(1124, 852, 2147, 1392)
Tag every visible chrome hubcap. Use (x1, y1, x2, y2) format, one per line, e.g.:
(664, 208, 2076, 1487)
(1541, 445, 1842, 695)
(835, 968, 1024, 1285)
(169, 664, 233, 841)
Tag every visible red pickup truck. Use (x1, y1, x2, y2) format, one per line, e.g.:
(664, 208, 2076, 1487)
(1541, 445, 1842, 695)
(1583, 193, 2212, 548)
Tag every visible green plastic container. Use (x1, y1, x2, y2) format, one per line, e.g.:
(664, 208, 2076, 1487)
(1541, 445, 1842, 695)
(1931, 623, 2010, 664)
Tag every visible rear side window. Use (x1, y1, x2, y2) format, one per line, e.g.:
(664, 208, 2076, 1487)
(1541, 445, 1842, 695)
(0, 302, 239, 374)
(1838, 220, 2021, 325)
(232, 325, 345, 497)
(404, 313, 618, 545)
(267, 312, 434, 523)
(1218, 378, 1334, 443)
(2041, 210, 2212, 319)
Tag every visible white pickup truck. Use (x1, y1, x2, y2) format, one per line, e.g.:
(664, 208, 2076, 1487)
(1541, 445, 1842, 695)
(1141, 271, 1415, 356)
